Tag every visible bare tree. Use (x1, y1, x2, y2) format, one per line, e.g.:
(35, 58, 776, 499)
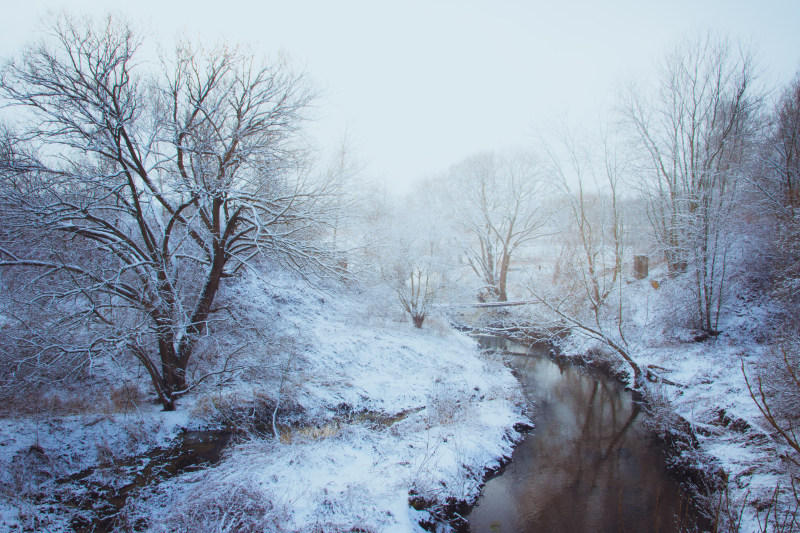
(762, 75, 800, 218)
(744, 346, 800, 466)
(382, 250, 444, 329)
(376, 192, 452, 329)
(532, 127, 642, 386)
(754, 75, 800, 303)
(447, 151, 548, 302)
(0, 16, 340, 410)
(624, 34, 762, 333)
(543, 126, 625, 320)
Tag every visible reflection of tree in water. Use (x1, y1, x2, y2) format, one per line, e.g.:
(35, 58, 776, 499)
(470, 354, 693, 533)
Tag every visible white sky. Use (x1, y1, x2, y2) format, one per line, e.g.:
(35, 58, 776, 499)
(3, 1, 800, 193)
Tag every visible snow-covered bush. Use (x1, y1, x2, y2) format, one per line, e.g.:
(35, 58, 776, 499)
(748, 342, 800, 466)
(134, 478, 290, 533)
(425, 378, 478, 427)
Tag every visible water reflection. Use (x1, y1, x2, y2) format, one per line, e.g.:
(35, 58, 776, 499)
(468, 349, 695, 532)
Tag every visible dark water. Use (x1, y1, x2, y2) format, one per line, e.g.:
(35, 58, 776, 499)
(468, 342, 699, 532)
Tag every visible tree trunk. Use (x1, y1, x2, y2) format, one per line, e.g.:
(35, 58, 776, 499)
(161, 396, 177, 411)
(412, 315, 425, 328)
(158, 339, 186, 411)
(497, 253, 510, 302)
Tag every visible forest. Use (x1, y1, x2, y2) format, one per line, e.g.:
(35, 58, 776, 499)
(1, 13, 799, 532)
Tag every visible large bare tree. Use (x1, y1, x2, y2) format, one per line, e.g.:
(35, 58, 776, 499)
(447, 151, 548, 302)
(624, 34, 762, 333)
(0, 16, 339, 409)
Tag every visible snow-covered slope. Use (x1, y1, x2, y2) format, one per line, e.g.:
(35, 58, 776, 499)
(0, 271, 527, 532)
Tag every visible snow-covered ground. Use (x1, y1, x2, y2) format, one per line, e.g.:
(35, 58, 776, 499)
(5, 255, 795, 531)
(0, 271, 528, 532)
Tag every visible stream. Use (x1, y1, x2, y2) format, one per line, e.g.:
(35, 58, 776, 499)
(467, 338, 705, 532)
(60, 429, 234, 531)
(55, 337, 705, 532)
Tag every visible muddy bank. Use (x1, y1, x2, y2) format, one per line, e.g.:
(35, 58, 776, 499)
(48, 405, 434, 532)
(53, 428, 234, 532)
(409, 421, 535, 532)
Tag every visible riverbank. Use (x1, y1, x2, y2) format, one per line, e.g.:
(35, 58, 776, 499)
(498, 269, 800, 532)
(0, 272, 529, 532)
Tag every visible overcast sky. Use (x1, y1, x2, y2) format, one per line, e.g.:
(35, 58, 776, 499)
(3, 1, 800, 192)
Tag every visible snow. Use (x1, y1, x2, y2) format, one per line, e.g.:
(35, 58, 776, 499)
(0, 410, 190, 471)
(5, 249, 794, 531)
(141, 409, 518, 532)
(0, 270, 527, 531)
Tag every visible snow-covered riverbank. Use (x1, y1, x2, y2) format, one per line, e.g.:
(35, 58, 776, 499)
(0, 273, 528, 532)
(553, 268, 800, 532)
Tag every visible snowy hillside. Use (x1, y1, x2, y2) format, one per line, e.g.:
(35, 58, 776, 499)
(0, 271, 528, 532)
